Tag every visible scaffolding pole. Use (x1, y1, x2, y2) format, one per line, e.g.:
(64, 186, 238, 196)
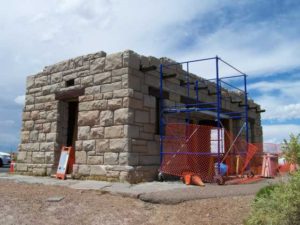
(159, 55, 250, 181)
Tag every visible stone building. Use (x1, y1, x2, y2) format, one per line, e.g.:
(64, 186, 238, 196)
(15, 50, 263, 183)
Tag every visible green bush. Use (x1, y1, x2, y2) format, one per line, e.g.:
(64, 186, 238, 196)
(245, 171, 300, 225)
(281, 133, 300, 165)
(254, 184, 279, 201)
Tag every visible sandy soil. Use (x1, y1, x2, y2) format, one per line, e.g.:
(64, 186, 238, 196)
(0, 180, 253, 225)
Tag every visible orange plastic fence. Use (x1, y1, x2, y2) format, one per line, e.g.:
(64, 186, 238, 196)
(160, 123, 266, 182)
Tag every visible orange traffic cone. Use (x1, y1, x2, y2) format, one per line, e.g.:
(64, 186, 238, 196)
(191, 175, 205, 186)
(182, 172, 192, 185)
(10, 161, 15, 173)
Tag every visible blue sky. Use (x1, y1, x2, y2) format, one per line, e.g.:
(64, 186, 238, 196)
(0, 0, 300, 152)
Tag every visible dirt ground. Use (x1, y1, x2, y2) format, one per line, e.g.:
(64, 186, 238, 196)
(0, 180, 254, 225)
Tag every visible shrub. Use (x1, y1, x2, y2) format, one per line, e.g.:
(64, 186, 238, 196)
(254, 184, 279, 201)
(281, 133, 300, 165)
(245, 171, 300, 225)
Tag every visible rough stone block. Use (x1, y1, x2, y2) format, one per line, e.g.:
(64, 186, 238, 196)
(32, 152, 45, 163)
(101, 82, 122, 93)
(147, 141, 159, 154)
(33, 167, 47, 176)
(78, 126, 90, 140)
(35, 75, 48, 87)
(139, 155, 160, 165)
(94, 93, 103, 100)
(38, 133, 46, 142)
(17, 151, 27, 163)
(122, 75, 128, 88)
(128, 98, 143, 109)
(114, 108, 134, 124)
(40, 142, 55, 152)
(78, 111, 99, 126)
(107, 98, 122, 110)
(16, 163, 28, 172)
(45, 152, 54, 163)
(124, 125, 140, 138)
(144, 95, 156, 108)
(46, 110, 57, 122)
(29, 131, 39, 142)
(79, 100, 107, 111)
(143, 124, 155, 133)
(94, 71, 111, 84)
(85, 85, 101, 95)
(110, 138, 128, 152)
(50, 72, 62, 83)
(51, 122, 57, 132)
(78, 165, 90, 175)
(76, 151, 87, 164)
(90, 57, 105, 72)
(96, 139, 109, 152)
(35, 95, 55, 104)
(100, 110, 113, 126)
(104, 126, 124, 138)
(119, 153, 139, 166)
(20, 143, 40, 151)
(105, 52, 123, 70)
(75, 140, 83, 151)
(90, 127, 104, 139)
(21, 131, 30, 142)
(135, 110, 149, 123)
(87, 156, 104, 165)
(82, 140, 96, 152)
(90, 165, 106, 176)
(113, 89, 134, 98)
(30, 111, 39, 120)
(26, 76, 35, 89)
(104, 152, 119, 165)
(81, 75, 94, 86)
(46, 133, 57, 142)
(42, 123, 51, 133)
(22, 112, 31, 121)
(79, 95, 94, 102)
(25, 94, 34, 105)
(129, 75, 141, 91)
(103, 92, 113, 99)
(123, 50, 140, 69)
(42, 83, 61, 95)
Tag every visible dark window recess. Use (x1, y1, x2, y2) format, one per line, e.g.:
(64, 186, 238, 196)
(198, 119, 228, 128)
(180, 79, 186, 86)
(66, 79, 75, 87)
(148, 86, 169, 99)
(180, 96, 197, 105)
(198, 120, 218, 127)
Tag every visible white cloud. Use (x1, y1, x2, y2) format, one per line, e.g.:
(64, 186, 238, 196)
(263, 124, 300, 144)
(0, 1, 300, 148)
(14, 95, 25, 105)
(248, 79, 300, 121)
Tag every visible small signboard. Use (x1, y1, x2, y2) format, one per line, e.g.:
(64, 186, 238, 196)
(56, 147, 72, 180)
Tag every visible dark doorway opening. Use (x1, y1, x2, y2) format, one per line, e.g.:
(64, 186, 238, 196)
(66, 101, 79, 147)
(54, 100, 79, 174)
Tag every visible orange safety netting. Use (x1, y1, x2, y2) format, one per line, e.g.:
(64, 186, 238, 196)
(160, 123, 264, 182)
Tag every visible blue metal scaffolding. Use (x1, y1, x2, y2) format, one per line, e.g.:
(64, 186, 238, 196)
(159, 56, 249, 175)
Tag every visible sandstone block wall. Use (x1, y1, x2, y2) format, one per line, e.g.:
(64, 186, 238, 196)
(16, 49, 263, 183)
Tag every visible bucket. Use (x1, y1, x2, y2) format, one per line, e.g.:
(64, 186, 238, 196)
(214, 163, 228, 176)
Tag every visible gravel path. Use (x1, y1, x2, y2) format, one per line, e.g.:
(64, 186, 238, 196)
(0, 180, 253, 225)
